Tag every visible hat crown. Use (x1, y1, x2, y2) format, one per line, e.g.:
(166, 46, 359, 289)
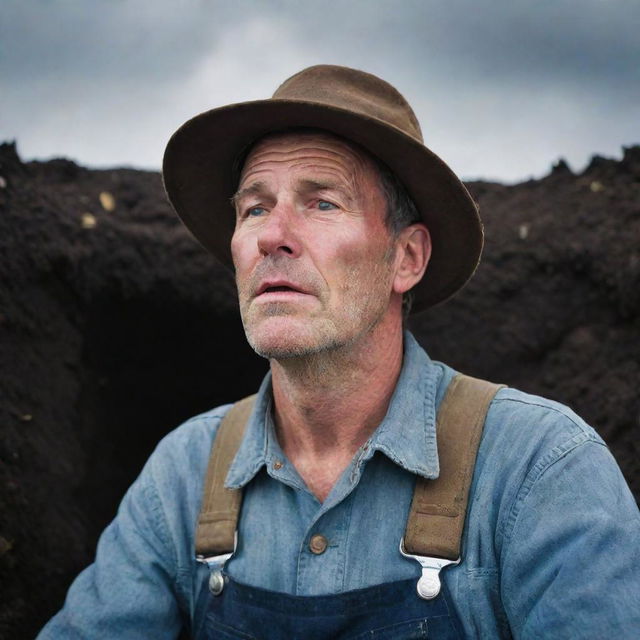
(273, 65, 423, 143)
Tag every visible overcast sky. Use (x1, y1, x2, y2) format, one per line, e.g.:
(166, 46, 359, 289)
(2, 0, 639, 183)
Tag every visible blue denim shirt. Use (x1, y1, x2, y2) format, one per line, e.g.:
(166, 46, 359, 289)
(40, 333, 640, 638)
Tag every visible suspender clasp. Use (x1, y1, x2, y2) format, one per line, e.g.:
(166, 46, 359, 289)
(400, 539, 460, 600)
(196, 532, 237, 596)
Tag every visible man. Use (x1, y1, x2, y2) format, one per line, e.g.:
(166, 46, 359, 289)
(39, 65, 639, 638)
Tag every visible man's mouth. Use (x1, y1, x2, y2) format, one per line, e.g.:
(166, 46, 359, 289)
(264, 285, 298, 293)
(255, 281, 308, 297)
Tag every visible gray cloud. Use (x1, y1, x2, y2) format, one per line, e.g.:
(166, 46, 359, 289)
(2, 0, 224, 82)
(1, 0, 638, 182)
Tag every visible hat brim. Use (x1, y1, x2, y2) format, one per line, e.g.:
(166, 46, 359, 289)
(162, 99, 482, 312)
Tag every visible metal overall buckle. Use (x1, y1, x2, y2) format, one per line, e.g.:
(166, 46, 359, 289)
(196, 532, 237, 596)
(400, 539, 460, 600)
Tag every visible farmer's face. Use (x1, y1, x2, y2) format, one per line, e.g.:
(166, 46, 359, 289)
(231, 131, 399, 360)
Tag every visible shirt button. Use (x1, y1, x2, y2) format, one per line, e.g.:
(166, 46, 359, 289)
(309, 534, 328, 555)
(273, 460, 283, 470)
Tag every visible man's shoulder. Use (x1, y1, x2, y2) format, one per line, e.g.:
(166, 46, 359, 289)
(467, 384, 628, 554)
(473, 384, 612, 523)
(159, 403, 232, 448)
(141, 402, 236, 492)
(165, 403, 234, 442)
(477, 384, 607, 488)
(431, 358, 602, 451)
(486, 385, 603, 450)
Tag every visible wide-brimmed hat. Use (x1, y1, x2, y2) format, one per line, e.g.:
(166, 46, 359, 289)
(163, 64, 482, 312)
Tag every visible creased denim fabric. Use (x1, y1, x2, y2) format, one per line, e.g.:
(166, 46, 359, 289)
(39, 332, 640, 639)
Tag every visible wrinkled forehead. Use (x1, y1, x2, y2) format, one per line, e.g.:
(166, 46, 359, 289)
(237, 128, 381, 184)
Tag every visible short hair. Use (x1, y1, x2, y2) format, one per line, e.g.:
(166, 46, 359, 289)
(374, 158, 422, 236)
(372, 159, 421, 317)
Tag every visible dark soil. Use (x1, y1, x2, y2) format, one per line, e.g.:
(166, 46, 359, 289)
(1, 142, 639, 638)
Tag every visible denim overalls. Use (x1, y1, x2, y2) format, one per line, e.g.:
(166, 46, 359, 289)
(197, 376, 502, 639)
(203, 571, 463, 639)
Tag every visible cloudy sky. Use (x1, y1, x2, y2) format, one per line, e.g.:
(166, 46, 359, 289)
(2, 0, 638, 183)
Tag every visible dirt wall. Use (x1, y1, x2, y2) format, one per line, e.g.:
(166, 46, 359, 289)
(1, 142, 638, 638)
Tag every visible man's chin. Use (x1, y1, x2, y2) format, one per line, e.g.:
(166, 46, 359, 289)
(246, 333, 321, 361)
(243, 318, 334, 360)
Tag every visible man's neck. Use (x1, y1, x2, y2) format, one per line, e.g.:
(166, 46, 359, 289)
(269, 319, 405, 502)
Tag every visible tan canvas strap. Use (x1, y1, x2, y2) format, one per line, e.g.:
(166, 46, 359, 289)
(195, 374, 503, 564)
(195, 394, 256, 558)
(404, 373, 505, 560)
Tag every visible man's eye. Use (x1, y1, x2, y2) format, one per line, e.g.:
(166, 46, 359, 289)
(246, 206, 266, 217)
(317, 200, 337, 211)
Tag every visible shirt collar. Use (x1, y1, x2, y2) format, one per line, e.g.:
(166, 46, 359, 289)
(225, 331, 443, 489)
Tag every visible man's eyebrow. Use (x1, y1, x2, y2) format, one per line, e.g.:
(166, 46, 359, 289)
(296, 179, 354, 204)
(230, 181, 266, 207)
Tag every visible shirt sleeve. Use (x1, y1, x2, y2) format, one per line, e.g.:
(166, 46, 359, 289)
(37, 448, 187, 639)
(500, 437, 640, 639)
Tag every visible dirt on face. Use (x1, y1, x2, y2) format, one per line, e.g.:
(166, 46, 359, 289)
(1, 142, 638, 638)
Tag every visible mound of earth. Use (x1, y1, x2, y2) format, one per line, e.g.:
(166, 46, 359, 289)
(1, 141, 638, 637)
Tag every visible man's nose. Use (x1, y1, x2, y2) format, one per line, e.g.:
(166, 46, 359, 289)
(256, 204, 300, 258)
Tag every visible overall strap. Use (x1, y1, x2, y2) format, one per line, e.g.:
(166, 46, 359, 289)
(195, 374, 504, 560)
(195, 395, 256, 558)
(404, 373, 505, 559)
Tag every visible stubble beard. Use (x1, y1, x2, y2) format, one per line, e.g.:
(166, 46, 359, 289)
(240, 303, 349, 361)
(238, 253, 396, 363)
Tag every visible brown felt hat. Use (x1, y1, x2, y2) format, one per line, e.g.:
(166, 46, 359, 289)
(163, 64, 483, 312)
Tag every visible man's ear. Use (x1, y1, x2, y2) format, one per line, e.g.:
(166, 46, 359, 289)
(392, 224, 431, 294)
